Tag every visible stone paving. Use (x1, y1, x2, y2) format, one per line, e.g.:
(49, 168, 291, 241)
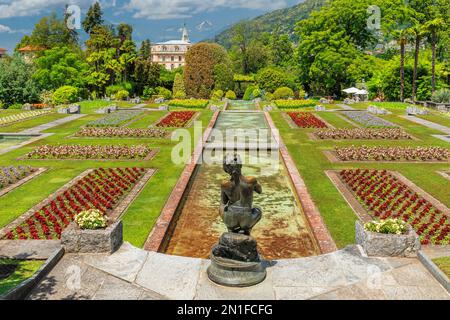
(0, 240, 61, 260)
(402, 115, 450, 135)
(27, 243, 450, 300)
(20, 114, 86, 134)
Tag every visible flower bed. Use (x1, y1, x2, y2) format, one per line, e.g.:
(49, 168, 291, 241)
(341, 111, 396, 127)
(156, 111, 196, 128)
(0, 110, 52, 126)
(2, 168, 146, 240)
(314, 128, 412, 140)
(26, 145, 153, 160)
(275, 100, 316, 109)
(168, 99, 209, 109)
(340, 169, 450, 245)
(75, 127, 167, 138)
(287, 112, 328, 128)
(0, 166, 37, 192)
(334, 146, 449, 162)
(86, 110, 143, 127)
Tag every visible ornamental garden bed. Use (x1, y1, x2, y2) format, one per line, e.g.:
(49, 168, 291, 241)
(340, 111, 397, 127)
(23, 144, 158, 161)
(154, 111, 198, 128)
(311, 128, 414, 140)
(85, 110, 144, 127)
(437, 171, 450, 181)
(324, 146, 449, 163)
(274, 100, 316, 109)
(0, 166, 47, 198)
(168, 99, 209, 109)
(0, 110, 53, 127)
(74, 127, 170, 139)
(285, 112, 329, 128)
(0, 167, 156, 240)
(326, 169, 450, 246)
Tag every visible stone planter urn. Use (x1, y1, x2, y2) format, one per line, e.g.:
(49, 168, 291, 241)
(61, 221, 123, 254)
(355, 221, 420, 258)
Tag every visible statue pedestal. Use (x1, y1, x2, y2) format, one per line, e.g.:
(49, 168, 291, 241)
(207, 254, 266, 287)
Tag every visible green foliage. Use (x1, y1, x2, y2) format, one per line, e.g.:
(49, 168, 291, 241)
(16, 12, 78, 50)
(33, 47, 88, 91)
(211, 89, 224, 101)
(214, 0, 326, 49)
(253, 88, 262, 99)
(225, 90, 237, 100)
(52, 85, 79, 105)
(432, 89, 450, 103)
(213, 63, 234, 92)
(234, 74, 255, 82)
(184, 43, 232, 98)
(39, 90, 53, 105)
(82, 2, 104, 34)
(273, 87, 294, 100)
(168, 99, 209, 108)
(243, 85, 257, 100)
(0, 56, 40, 106)
(265, 92, 274, 101)
(256, 67, 295, 93)
(172, 73, 186, 98)
(156, 87, 172, 100)
(115, 90, 129, 100)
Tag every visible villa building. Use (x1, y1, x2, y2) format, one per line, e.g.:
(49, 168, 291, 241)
(151, 25, 192, 70)
(0, 48, 6, 59)
(17, 45, 44, 63)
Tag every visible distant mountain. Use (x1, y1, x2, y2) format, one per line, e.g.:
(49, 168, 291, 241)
(212, 0, 326, 48)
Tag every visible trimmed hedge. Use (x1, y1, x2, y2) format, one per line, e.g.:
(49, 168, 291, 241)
(274, 100, 316, 109)
(168, 99, 209, 109)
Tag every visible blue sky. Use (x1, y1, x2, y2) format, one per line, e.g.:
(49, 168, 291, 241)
(0, 0, 301, 52)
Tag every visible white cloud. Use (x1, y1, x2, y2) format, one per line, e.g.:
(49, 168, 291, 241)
(0, 24, 13, 33)
(124, 0, 288, 20)
(0, 0, 97, 19)
(0, 23, 26, 33)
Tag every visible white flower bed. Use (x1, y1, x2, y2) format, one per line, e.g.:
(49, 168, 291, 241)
(0, 110, 52, 126)
(342, 111, 396, 127)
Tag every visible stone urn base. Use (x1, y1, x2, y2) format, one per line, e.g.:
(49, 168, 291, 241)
(207, 254, 266, 287)
(355, 221, 420, 258)
(61, 221, 123, 254)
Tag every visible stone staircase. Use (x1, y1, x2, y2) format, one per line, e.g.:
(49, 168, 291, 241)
(27, 243, 450, 300)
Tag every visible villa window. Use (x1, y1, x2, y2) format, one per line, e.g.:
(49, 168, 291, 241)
(175, 46, 180, 51)
(179, 56, 182, 61)
(171, 56, 175, 61)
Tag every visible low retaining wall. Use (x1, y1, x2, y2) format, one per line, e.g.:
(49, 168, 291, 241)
(1, 247, 64, 300)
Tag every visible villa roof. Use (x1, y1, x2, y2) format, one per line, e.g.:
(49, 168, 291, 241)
(18, 45, 45, 52)
(0, 48, 6, 52)
(155, 40, 191, 46)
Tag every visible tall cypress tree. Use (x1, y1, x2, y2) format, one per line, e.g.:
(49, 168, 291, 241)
(82, 2, 104, 35)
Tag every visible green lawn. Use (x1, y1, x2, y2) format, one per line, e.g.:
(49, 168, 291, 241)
(0, 259, 44, 296)
(0, 113, 68, 133)
(416, 114, 450, 127)
(433, 256, 450, 278)
(271, 109, 450, 248)
(0, 109, 213, 247)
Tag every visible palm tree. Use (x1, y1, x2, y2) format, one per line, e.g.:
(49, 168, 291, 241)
(424, 17, 445, 93)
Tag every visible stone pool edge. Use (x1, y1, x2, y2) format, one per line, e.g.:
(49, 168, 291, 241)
(144, 111, 220, 251)
(263, 111, 338, 254)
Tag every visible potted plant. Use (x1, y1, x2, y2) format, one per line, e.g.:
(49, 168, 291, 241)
(61, 209, 123, 254)
(355, 219, 420, 257)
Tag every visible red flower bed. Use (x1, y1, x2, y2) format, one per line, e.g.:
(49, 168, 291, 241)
(287, 112, 327, 128)
(2, 168, 146, 240)
(156, 111, 196, 128)
(339, 169, 450, 245)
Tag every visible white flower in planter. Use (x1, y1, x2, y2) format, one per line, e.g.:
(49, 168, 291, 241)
(75, 209, 108, 230)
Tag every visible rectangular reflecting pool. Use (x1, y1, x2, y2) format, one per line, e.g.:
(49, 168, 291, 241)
(163, 150, 320, 260)
(0, 135, 36, 151)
